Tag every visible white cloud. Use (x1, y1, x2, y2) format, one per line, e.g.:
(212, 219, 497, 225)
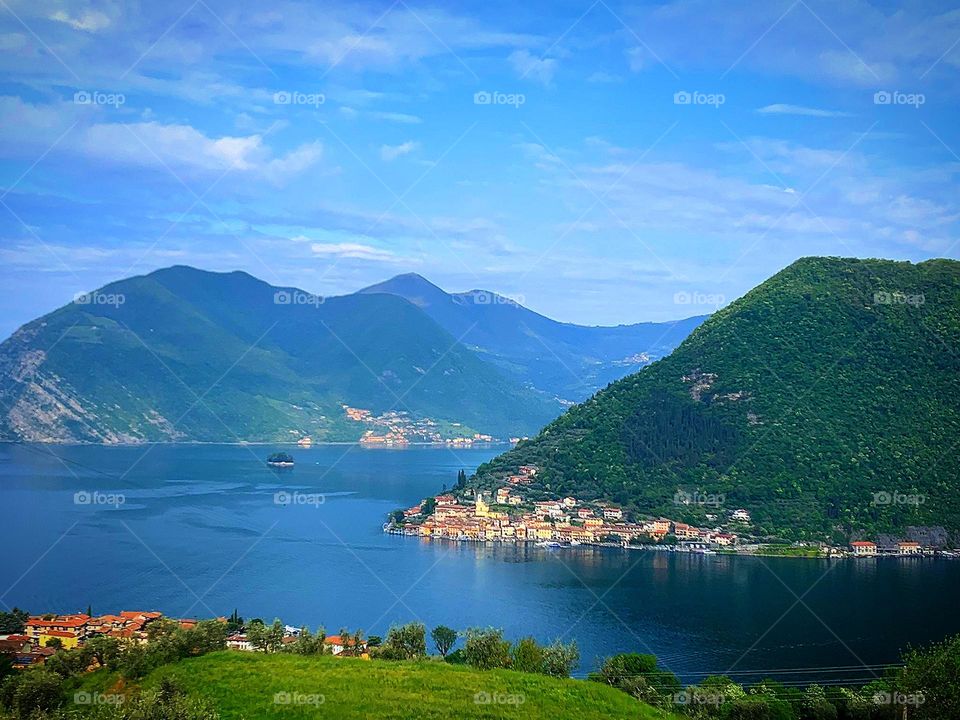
(380, 140, 418, 162)
(757, 104, 853, 118)
(370, 111, 423, 124)
(509, 49, 557, 84)
(49, 9, 111, 32)
(309, 242, 398, 262)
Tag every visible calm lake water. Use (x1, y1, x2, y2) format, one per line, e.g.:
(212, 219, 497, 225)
(2, 442, 958, 683)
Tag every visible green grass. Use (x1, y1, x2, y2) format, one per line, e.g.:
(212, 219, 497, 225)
(141, 651, 680, 720)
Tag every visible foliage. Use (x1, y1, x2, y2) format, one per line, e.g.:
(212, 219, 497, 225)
(463, 628, 512, 671)
(382, 623, 426, 660)
(0, 610, 28, 635)
(430, 626, 457, 658)
(894, 631, 960, 719)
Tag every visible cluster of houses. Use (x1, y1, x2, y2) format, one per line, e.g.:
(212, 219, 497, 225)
(224, 626, 366, 656)
(395, 466, 746, 549)
(849, 540, 924, 556)
(0, 611, 165, 669)
(0, 610, 370, 671)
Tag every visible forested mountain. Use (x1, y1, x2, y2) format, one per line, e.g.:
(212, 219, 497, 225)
(360, 273, 706, 401)
(0, 266, 563, 443)
(471, 258, 960, 540)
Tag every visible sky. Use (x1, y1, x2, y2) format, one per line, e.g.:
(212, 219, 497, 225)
(1, 0, 959, 339)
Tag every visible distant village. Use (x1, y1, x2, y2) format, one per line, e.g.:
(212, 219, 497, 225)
(387, 465, 955, 558)
(0, 610, 364, 671)
(341, 405, 517, 447)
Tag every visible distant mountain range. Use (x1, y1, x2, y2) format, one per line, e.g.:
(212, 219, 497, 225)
(0, 267, 703, 443)
(472, 257, 960, 540)
(360, 273, 706, 401)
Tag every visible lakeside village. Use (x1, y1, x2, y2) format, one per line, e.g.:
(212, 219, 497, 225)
(387, 465, 954, 559)
(0, 611, 366, 671)
(284, 405, 521, 448)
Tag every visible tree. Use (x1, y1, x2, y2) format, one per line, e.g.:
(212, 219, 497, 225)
(0, 608, 28, 634)
(85, 635, 122, 669)
(385, 622, 427, 660)
(510, 637, 545, 674)
(895, 631, 960, 720)
(226, 609, 243, 632)
(456, 469, 467, 489)
(542, 639, 579, 678)
(422, 497, 437, 515)
(246, 620, 267, 652)
(431, 625, 457, 657)
(464, 628, 511, 670)
(44, 637, 63, 650)
(3, 668, 63, 717)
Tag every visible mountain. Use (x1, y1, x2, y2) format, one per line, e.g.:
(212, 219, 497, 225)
(359, 273, 706, 401)
(0, 266, 564, 443)
(469, 258, 960, 540)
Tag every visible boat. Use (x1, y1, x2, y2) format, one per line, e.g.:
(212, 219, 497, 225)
(266, 452, 295, 468)
(536, 540, 562, 548)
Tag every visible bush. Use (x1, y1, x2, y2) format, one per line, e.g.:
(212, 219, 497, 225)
(383, 622, 426, 660)
(542, 640, 579, 678)
(510, 637, 545, 674)
(464, 628, 511, 670)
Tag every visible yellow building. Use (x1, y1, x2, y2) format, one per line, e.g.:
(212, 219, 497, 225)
(474, 492, 490, 518)
(39, 630, 81, 649)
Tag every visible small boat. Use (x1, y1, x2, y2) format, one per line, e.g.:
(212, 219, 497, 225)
(536, 540, 562, 548)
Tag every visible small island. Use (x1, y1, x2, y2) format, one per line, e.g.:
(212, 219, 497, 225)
(266, 452, 294, 468)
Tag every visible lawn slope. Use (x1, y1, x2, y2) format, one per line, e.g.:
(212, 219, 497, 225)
(144, 651, 678, 720)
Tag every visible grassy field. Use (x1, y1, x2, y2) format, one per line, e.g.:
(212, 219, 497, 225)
(136, 651, 680, 720)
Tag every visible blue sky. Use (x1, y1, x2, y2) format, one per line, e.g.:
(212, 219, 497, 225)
(1, 0, 959, 339)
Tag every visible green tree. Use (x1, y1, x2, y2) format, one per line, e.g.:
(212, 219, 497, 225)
(430, 625, 457, 657)
(511, 637, 545, 674)
(0, 608, 28, 634)
(384, 622, 426, 660)
(542, 639, 579, 678)
(464, 628, 511, 670)
(895, 632, 960, 720)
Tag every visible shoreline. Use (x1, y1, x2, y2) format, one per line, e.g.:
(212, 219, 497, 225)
(0, 440, 513, 449)
(385, 527, 955, 561)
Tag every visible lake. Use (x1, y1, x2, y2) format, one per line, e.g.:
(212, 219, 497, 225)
(2, 442, 958, 684)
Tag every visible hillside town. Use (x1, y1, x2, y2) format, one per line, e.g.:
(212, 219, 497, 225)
(341, 405, 498, 446)
(387, 465, 952, 558)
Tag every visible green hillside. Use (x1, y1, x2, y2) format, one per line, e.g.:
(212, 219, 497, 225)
(472, 257, 960, 540)
(139, 652, 674, 720)
(0, 266, 561, 443)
